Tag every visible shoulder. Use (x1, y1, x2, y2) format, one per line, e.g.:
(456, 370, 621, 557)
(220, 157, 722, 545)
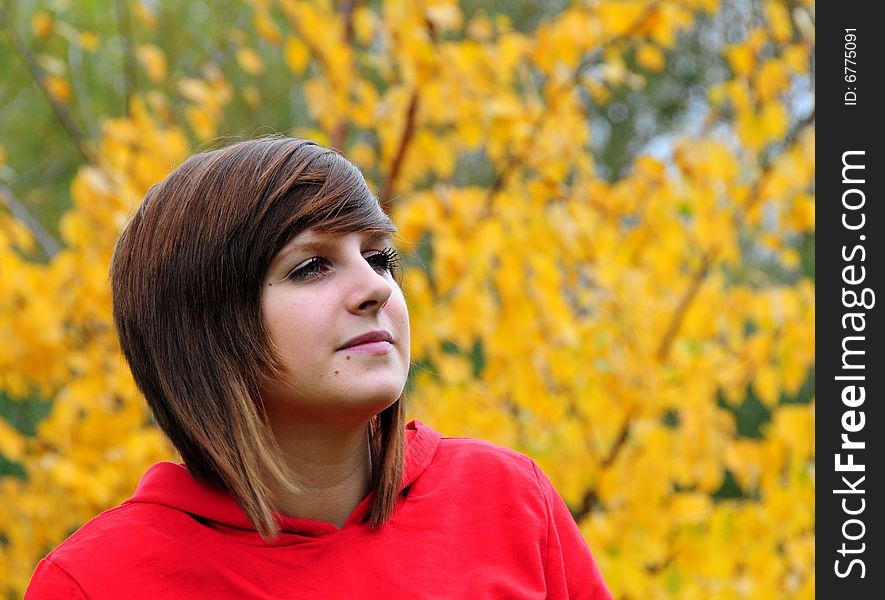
(438, 435, 538, 476)
(405, 420, 540, 486)
(32, 499, 195, 593)
(423, 432, 547, 503)
(401, 428, 558, 555)
(46, 502, 140, 557)
(46, 502, 166, 558)
(406, 420, 544, 492)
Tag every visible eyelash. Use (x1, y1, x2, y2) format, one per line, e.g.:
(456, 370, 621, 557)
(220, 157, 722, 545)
(287, 247, 400, 282)
(372, 247, 400, 275)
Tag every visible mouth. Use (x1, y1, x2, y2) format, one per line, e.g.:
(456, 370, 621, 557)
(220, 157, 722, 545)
(338, 330, 394, 351)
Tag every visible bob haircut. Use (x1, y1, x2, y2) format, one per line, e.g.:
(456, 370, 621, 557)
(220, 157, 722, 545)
(111, 137, 405, 539)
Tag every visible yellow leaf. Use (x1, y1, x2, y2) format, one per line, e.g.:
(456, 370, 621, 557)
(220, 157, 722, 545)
(783, 45, 809, 73)
(134, 0, 158, 30)
(323, 43, 352, 84)
(0, 419, 25, 461)
(31, 9, 54, 40)
(669, 493, 713, 524)
(765, 0, 793, 43)
(59, 211, 91, 247)
(737, 110, 771, 153)
(236, 47, 266, 75)
(348, 142, 375, 170)
(44, 75, 72, 103)
(770, 405, 814, 463)
(726, 43, 754, 77)
(426, 4, 463, 32)
(725, 79, 751, 112)
(136, 44, 167, 83)
(253, 9, 282, 45)
(242, 85, 261, 108)
(79, 31, 100, 51)
(185, 106, 216, 141)
(467, 13, 493, 41)
(350, 80, 378, 128)
(145, 90, 172, 121)
(283, 37, 310, 75)
(753, 59, 789, 102)
(582, 75, 610, 104)
(779, 247, 800, 269)
(456, 118, 483, 148)
(788, 194, 814, 232)
(597, 1, 646, 37)
(3, 218, 36, 253)
(177, 78, 211, 104)
(707, 82, 727, 106)
(747, 27, 769, 53)
(753, 365, 781, 406)
(760, 99, 788, 141)
(292, 126, 329, 147)
(495, 13, 512, 33)
(636, 43, 665, 73)
(352, 6, 377, 45)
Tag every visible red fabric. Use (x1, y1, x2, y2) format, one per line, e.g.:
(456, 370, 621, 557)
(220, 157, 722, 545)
(25, 420, 611, 599)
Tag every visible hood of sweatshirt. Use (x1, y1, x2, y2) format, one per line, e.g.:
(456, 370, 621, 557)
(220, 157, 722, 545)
(125, 419, 441, 543)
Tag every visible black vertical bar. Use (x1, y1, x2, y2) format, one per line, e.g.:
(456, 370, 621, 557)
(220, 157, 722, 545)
(816, 2, 881, 596)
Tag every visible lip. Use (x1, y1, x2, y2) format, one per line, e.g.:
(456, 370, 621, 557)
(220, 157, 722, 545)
(337, 330, 393, 351)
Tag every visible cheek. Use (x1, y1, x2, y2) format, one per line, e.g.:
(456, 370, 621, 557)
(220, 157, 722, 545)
(388, 287, 409, 324)
(389, 290, 411, 356)
(263, 292, 323, 356)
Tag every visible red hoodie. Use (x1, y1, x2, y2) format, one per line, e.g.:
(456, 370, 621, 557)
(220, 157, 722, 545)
(25, 420, 612, 599)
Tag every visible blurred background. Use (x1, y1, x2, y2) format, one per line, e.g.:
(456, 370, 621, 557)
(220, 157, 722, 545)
(1, 0, 814, 597)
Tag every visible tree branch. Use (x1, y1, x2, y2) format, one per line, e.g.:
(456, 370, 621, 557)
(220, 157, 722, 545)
(377, 13, 443, 212)
(0, 183, 61, 258)
(655, 110, 815, 362)
(574, 0, 662, 76)
(0, 6, 92, 163)
(68, 32, 99, 139)
(570, 406, 636, 520)
(482, 1, 663, 215)
(114, 0, 137, 115)
(331, 0, 360, 151)
(655, 248, 717, 361)
(379, 90, 419, 212)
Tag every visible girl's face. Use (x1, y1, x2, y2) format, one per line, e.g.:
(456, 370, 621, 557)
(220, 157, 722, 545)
(259, 228, 410, 424)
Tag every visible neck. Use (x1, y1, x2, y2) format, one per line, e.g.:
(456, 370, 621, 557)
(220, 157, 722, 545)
(266, 416, 373, 528)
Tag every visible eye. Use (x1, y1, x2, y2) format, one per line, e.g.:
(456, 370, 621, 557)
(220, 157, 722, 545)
(366, 247, 400, 276)
(287, 257, 331, 282)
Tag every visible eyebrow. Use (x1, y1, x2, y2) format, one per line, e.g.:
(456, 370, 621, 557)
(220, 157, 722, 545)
(287, 231, 392, 252)
(275, 231, 393, 264)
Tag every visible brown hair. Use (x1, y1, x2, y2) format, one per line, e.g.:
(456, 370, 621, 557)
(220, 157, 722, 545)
(111, 137, 405, 539)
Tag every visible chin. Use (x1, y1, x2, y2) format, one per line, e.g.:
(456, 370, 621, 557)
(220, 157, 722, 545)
(262, 369, 407, 422)
(320, 393, 399, 428)
(347, 381, 405, 411)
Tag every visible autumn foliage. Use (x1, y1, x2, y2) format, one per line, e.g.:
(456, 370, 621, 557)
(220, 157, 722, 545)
(1, 0, 814, 597)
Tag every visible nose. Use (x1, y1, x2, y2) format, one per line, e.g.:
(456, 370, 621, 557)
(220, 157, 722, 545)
(347, 256, 394, 314)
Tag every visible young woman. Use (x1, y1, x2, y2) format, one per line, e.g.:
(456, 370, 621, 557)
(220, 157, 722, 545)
(25, 138, 612, 599)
